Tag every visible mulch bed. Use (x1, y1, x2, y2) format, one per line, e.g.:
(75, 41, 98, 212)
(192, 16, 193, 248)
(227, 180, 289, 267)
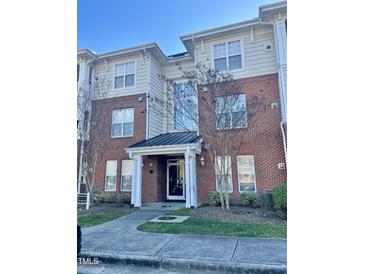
(77, 203, 133, 215)
(191, 205, 286, 225)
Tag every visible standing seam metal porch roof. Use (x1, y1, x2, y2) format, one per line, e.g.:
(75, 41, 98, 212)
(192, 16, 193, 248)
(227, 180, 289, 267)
(129, 131, 201, 148)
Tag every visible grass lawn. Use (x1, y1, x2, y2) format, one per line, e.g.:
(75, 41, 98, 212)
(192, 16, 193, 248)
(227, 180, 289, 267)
(78, 205, 137, 228)
(164, 207, 192, 216)
(138, 206, 286, 238)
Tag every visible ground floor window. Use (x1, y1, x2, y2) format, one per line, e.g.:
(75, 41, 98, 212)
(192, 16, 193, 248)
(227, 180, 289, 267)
(105, 160, 117, 191)
(121, 160, 134, 191)
(215, 156, 233, 192)
(237, 155, 256, 192)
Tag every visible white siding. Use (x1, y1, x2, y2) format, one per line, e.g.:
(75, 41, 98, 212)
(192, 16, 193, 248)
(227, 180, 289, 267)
(148, 56, 165, 138)
(92, 54, 148, 99)
(195, 25, 277, 79)
(162, 60, 194, 80)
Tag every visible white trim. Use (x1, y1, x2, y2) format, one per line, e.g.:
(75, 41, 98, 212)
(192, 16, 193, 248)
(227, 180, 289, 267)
(120, 159, 134, 192)
(126, 141, 201, 156)
(236, 155, 257, 193)
(215, 94, 248, 130)
(111, 108, 134, 138)
(167, 160, 185, 200)
(146, 55, 151, 139)
(104, 160, 117, 192)
(211, 39, 245, 72)
(111, 60, 137, 91)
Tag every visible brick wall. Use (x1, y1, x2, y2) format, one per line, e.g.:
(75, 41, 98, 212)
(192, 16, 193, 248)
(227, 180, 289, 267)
(141, 155, 167, 203)
(90, 93, 147, 194)
(196, 73, 287, 204)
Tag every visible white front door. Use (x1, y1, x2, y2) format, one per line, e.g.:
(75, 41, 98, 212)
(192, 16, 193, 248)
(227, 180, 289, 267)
(167, 160, 185, 200)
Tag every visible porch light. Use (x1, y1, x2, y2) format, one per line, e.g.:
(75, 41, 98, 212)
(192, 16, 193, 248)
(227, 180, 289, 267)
(200, 156, 205, 166)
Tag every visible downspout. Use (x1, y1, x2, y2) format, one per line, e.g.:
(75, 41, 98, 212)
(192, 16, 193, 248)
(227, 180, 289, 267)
(260, 20, 287, 166)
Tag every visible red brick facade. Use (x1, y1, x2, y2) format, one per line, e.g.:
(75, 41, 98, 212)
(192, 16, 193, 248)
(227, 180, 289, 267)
(196, 73, 286, 203)
(91, 93, 147, 194)
(88, 73, 286, 205)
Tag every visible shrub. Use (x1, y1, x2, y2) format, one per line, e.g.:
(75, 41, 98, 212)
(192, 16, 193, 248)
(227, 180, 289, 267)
(257, 191, 274, 209)
(272, 183, 287, 211)
(96, 193, 115, 203)
(208, 192, 221, 207)
(116, 193, 130, 204)
(240, 192, 259, 207)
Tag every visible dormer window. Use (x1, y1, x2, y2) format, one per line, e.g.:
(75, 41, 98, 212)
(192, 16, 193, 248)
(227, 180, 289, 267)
(114, 61, 136, 89)
(213, 40, 243, 71)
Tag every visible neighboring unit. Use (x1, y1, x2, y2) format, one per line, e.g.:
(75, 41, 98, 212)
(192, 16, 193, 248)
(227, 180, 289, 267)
(77, 1, 287, 208)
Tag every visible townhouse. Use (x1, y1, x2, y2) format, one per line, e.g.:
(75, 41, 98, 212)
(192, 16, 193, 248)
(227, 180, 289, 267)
(77, 1, 287, 208)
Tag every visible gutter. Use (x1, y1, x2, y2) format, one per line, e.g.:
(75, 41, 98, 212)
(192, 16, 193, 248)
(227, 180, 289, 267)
(258, 20, 287, 166)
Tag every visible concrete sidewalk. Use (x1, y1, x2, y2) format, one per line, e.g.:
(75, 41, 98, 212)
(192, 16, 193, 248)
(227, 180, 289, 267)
(79, 207, 287, 273)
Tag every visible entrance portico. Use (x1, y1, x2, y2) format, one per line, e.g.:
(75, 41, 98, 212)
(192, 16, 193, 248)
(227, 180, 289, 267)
(126, 132, 201, 209)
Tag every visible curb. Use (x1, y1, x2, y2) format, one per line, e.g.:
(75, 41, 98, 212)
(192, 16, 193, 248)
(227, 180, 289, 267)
(79, 251, 287, 274)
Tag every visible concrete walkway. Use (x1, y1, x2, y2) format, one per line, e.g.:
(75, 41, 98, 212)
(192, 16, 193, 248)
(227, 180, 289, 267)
(79, 207, 287, 273)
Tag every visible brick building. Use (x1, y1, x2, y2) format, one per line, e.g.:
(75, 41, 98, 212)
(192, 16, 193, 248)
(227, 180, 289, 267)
(77, 1, 287, 207)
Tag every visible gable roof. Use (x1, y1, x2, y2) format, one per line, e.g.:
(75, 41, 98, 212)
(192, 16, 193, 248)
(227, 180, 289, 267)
(129, 131, 201, 148)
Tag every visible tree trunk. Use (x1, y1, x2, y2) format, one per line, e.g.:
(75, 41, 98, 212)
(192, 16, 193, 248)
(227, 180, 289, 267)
(224, 176, 230, 210)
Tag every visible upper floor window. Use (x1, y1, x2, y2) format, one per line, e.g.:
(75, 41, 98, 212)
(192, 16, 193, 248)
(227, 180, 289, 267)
(215, 94, 247, 130)
(213, 40, 243, 71)
(173, 82, 196, 130)
(114, 61, 136, 89)
(111, 108, 134, 138)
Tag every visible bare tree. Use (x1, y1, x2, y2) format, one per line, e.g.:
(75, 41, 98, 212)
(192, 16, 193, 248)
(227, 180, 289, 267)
(77, 74, 111, 204)
(151, 63, 266, 209)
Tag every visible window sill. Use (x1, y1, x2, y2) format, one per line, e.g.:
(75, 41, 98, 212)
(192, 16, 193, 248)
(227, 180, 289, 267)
(111, 135, 134, 139)
(111, 86, 136, 92)
(216, 126, 248, 131)
(104, 189, 116, 192)
(120, 190, 132, 192)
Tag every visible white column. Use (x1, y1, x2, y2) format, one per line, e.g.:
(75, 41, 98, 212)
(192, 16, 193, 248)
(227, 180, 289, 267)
(189, 152, 197, 208)
(184, 149, 191, 208)
(132, 155, 143, 207)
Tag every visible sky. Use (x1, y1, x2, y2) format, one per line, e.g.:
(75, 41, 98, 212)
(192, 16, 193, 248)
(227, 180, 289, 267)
(78, 0, 276, 56)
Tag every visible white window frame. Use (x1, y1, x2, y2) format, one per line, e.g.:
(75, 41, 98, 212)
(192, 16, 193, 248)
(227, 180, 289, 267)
(111, 108, 134, 138)
(104, 160, 117, 192)
(120, 160, 134, 192)
(237, 155, 257, 193)
(215, 156, 233, 193)
(112, 61, 136, 90)
(212, 39, 244, 72)
(215, 94, 247, 130)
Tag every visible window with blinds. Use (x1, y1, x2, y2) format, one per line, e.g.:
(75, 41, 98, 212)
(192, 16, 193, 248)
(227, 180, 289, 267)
(213, 40, 243, 71)
(105, 160, 117, 191)
(114, 61, 135, 89)
(121, 160, 134, 191)
(237, 155, 256, 192)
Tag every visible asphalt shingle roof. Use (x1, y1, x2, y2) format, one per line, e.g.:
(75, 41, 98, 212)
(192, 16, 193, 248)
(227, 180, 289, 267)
(129, 131, 200, 148)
